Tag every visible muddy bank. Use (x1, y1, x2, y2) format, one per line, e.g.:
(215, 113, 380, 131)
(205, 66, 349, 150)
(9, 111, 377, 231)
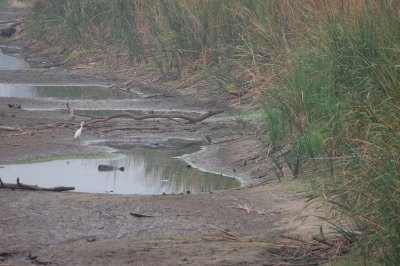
(0, 184, 310, 265)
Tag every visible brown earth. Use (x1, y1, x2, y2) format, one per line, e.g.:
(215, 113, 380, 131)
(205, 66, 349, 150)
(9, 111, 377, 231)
(0, 2, 327, 265)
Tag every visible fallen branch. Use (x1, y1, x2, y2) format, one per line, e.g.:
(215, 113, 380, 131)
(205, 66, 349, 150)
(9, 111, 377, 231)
(209, 224, 239, 238)
(0, 178, 75, 192)
(100, 126, 161, 133)
(66, 103, 224, 124)
(0, 126, 23, 132)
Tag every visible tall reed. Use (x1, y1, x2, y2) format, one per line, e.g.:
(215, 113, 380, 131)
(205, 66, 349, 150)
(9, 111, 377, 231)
(263, 1, 400, 263)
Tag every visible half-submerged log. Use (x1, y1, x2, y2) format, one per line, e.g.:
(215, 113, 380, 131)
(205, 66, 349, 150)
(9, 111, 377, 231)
(0, 178, 75, 192)
(1, 27, 16, 37)
(98, 164, 125, 172)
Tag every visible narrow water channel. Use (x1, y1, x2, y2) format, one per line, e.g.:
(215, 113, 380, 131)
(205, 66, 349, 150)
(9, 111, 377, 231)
(0, 48, 241, 195)
(0, 48, 126, 99)
(0, 85, 129, 99)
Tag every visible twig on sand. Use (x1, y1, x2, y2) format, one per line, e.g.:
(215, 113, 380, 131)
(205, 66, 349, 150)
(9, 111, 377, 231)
(228, 202, 276, 216)
(129, 212, 154, 218)
(0, 126, 23, 132)
(209, 224, 239, 238)
(202, 235, 241, 242)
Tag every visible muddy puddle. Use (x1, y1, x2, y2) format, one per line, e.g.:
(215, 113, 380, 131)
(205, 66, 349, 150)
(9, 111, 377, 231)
(0, 48, 28, 70)
(0, 147, 240, 195)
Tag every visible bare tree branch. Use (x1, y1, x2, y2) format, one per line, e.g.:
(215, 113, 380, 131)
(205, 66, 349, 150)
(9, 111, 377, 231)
(0, 126, 23, 132)
(66, 103, 224, 124)
(0, 178, 75, 192)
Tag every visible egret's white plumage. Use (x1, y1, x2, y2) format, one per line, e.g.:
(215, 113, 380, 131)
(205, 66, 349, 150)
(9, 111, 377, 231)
(74, 122, 84, 141)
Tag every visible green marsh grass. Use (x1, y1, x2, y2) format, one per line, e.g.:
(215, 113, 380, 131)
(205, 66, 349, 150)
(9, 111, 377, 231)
(263, 1, 400, 263)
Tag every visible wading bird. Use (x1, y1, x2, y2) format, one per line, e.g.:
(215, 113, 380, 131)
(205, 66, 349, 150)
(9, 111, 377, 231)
(73, 121, 84, 143)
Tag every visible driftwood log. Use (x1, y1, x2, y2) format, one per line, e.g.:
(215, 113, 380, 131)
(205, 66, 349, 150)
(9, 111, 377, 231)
(0, 178, 75, 192)
(0, 126, 23, 132)
(66, 103, 223, 124)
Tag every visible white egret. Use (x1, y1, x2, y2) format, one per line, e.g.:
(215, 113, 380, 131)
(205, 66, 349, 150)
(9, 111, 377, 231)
(73, 122, 84, 143)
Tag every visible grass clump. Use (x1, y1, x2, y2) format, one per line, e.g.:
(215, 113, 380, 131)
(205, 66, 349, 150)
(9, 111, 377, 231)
(263, 1, 400, 263)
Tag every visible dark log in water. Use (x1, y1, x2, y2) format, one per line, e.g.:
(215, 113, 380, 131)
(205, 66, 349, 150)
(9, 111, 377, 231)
(97, 164, 125, 172)
(0, 178, 75, 192)
(1, 27, 16, 37)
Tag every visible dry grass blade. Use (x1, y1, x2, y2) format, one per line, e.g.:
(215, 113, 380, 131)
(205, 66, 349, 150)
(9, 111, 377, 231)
(228, 202, 276, 216)
(266, 236, 354, 265)
(202, 235, 242, 242)
(208, 224, 239, 238)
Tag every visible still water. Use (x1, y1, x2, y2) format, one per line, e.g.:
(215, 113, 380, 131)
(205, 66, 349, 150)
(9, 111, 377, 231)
(0, 49, 127, 99)
(0, 49, 28, 70)
(0, 147, 240, 195)
(0, 85, 129, 99)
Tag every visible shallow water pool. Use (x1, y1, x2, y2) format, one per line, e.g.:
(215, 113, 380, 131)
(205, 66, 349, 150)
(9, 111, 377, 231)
(0, 147, 240, 195)
(0, 85, 130, 99)
(0, 48, 28, 70)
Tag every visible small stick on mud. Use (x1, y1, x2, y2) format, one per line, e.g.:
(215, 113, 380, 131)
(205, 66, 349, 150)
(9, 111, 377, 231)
(129, 213, 154, 218)
(0, 126, 23, 132)
(0, 178, 75, 192)
(209, 224, 239, 238)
